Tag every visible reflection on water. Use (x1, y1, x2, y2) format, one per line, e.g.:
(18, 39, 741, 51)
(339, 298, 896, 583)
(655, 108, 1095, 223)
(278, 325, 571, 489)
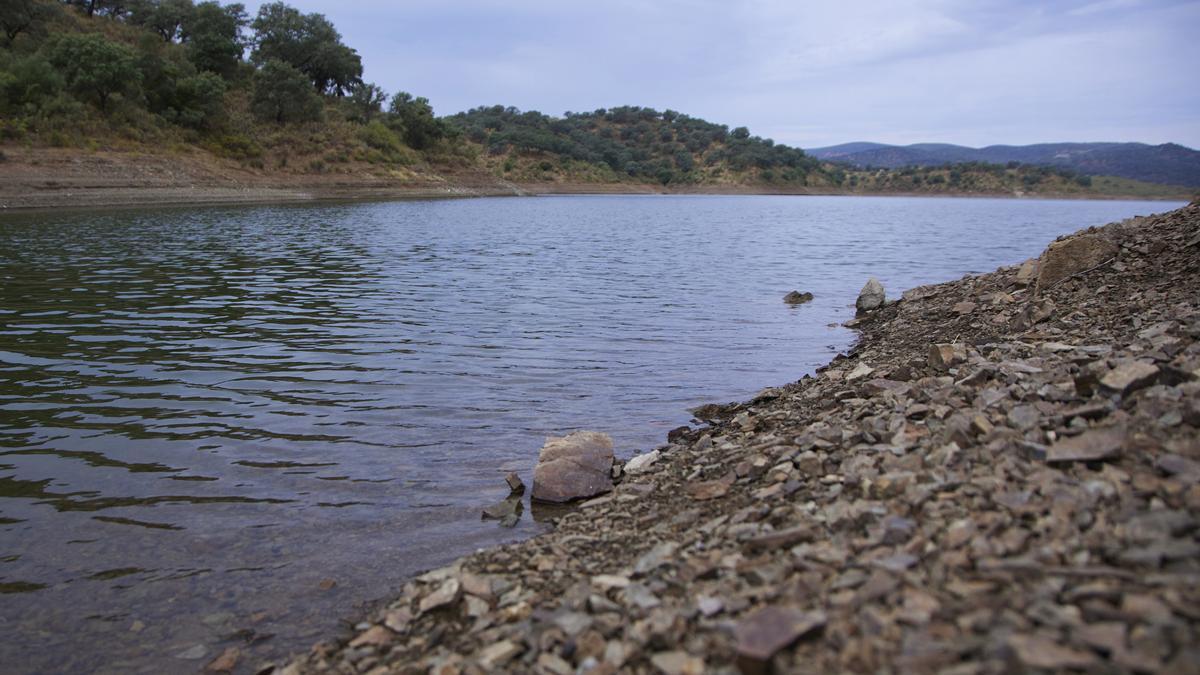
(0, 195, 1180, 673)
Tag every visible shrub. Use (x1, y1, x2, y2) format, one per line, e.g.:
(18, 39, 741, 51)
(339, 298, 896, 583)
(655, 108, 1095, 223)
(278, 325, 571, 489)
(359, 119, 402, 152)
(205, 133, 262, 159)
(251, 59, 322, 124)
(47, 33, 141, 111)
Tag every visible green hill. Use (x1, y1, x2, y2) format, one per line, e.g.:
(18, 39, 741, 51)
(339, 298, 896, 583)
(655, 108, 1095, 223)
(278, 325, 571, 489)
(0, 1, 1193, 203)
(808, 141, 1200, 188)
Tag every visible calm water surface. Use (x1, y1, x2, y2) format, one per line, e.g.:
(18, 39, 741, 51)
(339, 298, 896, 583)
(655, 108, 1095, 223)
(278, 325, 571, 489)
(0, 195, 1182, 673)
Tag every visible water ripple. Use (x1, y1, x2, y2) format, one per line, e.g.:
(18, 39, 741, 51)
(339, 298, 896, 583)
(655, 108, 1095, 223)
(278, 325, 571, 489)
(0, 194, 1180, 673)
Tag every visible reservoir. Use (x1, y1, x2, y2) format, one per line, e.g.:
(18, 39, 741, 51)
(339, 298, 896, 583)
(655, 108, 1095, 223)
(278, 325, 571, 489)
(0, 195, 1181, 673)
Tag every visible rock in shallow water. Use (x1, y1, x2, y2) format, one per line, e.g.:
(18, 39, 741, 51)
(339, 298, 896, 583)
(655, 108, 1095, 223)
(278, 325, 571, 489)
(783, 290, 813, 305)
(856, 277, 885, 314)
(531, 431, 614, 503)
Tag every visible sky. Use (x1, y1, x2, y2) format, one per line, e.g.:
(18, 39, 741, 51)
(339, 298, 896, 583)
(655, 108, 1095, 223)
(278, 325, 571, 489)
(243, 0, 1200, 150)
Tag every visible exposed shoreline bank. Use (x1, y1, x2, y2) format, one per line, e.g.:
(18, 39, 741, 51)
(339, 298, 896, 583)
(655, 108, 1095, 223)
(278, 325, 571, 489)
(268, 201, 1200, 674)
(0, 148, 1191, 213)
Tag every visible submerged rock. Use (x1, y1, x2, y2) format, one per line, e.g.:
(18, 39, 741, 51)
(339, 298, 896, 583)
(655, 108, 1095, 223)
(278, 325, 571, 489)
(783, 290, 814, 305)
(504, 471, 525, 495)
(531, 431, 614, 503)
(856, 277, 885, 314)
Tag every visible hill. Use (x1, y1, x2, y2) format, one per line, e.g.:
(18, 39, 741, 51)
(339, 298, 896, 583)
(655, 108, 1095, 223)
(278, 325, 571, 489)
(807, 141, 1200, 187)
(443, 107, 1189, 199)
(0, 2, 1193, 207)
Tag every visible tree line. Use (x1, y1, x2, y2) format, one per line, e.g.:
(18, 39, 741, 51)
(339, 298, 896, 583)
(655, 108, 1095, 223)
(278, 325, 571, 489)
(0, 0, 452, 152)
(445, 105, 826, 185)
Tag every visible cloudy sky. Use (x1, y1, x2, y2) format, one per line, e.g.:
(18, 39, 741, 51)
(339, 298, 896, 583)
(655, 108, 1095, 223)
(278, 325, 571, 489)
(244, 0, 1200, 150)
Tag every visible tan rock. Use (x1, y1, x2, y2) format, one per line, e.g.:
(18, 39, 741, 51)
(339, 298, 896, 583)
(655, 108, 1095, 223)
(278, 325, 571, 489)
(1014, 258, 1039, 286)
(650, 651, 705, 675)
(929, 343, 967, 371)
(1100, 361, 1159, 394)
(734, 606, 826, 673)
(1035, 233, 1118, 290)
(1007, 634, 1097, 669)
(205, 647, 239, 673)
(348, 625, 393, 648)
(531, 431, 614, 503)
(1047, 426, 1125, 463)
(476, 640, 522, 669)
(418, 578, 461, 614)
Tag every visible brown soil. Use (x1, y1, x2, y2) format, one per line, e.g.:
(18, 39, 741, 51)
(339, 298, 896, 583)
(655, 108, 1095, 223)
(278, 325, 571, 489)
(0, 147, 1188, 211)
(271, 201, 1200, 675)
(0, 147, 522, 211)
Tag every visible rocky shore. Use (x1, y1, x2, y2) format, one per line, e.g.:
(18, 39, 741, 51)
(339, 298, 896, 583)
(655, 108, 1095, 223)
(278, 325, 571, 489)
(272, 201, 1200, 675)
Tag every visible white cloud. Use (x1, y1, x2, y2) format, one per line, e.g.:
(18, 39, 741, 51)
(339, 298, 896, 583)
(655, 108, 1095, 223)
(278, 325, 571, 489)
(243, 0, 1200, 148)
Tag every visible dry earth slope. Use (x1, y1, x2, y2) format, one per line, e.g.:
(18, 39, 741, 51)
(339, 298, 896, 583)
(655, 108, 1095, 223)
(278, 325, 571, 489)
(273, 201, 1200, 675)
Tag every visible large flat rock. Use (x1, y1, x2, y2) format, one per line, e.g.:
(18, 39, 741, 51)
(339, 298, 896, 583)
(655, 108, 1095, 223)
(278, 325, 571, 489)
(531, 431, 614, 503)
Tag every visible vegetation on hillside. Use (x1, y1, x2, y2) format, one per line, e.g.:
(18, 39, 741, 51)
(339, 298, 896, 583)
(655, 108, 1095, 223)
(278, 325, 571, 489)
(808, 141, 1200, 188)
(447, 105, 828, 187)
(0, 0, 463, 173)
(0, 2, 1191, 199)
(444, 107, 1191, 198)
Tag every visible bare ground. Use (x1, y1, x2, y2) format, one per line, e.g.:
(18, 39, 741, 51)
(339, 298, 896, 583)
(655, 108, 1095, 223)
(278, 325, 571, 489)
(0, 147, 1189, 211)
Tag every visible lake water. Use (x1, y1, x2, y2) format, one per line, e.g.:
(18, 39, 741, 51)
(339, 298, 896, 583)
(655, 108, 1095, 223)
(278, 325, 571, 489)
(0, 195, 1182, 673)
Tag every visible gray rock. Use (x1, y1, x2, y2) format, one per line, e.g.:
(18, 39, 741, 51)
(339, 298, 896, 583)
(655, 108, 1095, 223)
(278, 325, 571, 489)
(531, 431, 614, 503)
(624, 449, 661, 474)
(784, 290, 814, 305)
(856, 278, 886, 314)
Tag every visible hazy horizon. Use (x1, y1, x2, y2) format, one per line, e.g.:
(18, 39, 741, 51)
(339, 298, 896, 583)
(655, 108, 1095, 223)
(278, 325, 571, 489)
(241, 0, 1200, 151)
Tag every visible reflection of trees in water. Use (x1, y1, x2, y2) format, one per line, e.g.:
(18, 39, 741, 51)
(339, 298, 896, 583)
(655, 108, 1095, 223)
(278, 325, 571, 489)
(0, 204, 393, 525)
(0, 204, 387, 441)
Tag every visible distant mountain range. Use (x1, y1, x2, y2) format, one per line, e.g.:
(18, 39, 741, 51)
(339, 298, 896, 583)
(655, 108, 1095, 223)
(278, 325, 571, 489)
(805, 142, 1200, 187)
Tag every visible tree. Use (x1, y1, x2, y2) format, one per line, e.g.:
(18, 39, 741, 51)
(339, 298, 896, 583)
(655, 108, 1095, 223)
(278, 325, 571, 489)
(730, 126, 750, 140)
(249, 2, 361, 94)
(63, 0, 127, 19)
(343, 81, 386, 123)
(128, 0, 195, 42)
(387, 91, 447, 150)
(136, 34, 225, 127)
(180, 1, 247, 77)
(0, 53, 64, 112)
(2, 0, 57, 45)
(48, 33, 140, 110)
(250, 58, 321, 123)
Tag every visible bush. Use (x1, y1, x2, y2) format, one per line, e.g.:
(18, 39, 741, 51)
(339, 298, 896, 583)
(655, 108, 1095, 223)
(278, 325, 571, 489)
(47, 33, 141, 111)
(359, 119, 401, 152)
(205, 133, 261, 159)
(251, 59, 322, 124)
(0, 54, 63, 113)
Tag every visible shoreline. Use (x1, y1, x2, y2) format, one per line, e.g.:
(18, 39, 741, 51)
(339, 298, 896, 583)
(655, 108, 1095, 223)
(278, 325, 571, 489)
(0, 148, 1191, 213)
(1, 182, 1187, 215)
(273, 200, 1200, 674)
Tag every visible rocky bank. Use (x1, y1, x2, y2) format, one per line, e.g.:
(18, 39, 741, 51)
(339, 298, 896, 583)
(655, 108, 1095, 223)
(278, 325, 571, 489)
(272, 201, 1200, 675)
